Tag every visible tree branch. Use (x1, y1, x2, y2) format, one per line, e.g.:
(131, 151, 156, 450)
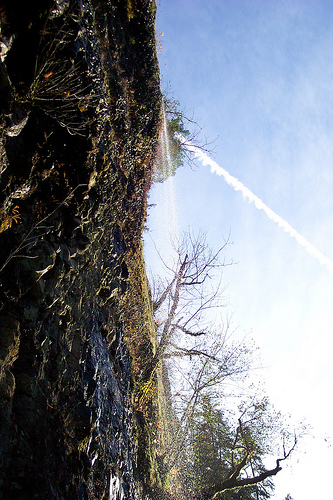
(210, 435, 297, 499)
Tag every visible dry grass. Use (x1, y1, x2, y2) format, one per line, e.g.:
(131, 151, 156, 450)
(122, 240, 188, 498)
(123, 242, 156, 383)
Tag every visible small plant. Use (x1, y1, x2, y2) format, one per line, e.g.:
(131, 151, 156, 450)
(21, 6, 96, 135)
(0, 206, 21, 233)
(125, 0, 135, 21)
(0, 184, 86, 274)
(156, 32, 164, 53)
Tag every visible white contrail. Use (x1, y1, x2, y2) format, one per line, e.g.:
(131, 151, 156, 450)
(177, 134, 333, 274)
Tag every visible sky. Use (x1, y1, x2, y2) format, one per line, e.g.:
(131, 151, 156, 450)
(144, 1, 333, 498)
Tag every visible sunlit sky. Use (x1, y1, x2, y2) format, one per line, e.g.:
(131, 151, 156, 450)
(144, 1, 333, 499)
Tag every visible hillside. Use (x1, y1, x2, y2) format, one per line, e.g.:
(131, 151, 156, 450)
(0, 1, 163, 498)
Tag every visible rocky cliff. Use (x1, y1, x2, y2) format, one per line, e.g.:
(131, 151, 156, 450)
(0, 1, 161, 498)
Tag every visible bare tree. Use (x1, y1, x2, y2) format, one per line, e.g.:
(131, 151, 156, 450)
(161, 321, 255, 472)
(147, 230, 232, 378)
(147, 230, 254, 470)
(148, 231, 303, 497)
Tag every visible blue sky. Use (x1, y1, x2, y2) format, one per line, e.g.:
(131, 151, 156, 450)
(144, 1, 333, 498)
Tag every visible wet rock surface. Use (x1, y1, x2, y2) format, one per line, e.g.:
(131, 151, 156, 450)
(0, 1, 160, 498)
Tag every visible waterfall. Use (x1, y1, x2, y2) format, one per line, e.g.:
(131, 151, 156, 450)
(160, 100, 173, 179)
(160, 101, 179, 249)
(145, 100, 181, 273)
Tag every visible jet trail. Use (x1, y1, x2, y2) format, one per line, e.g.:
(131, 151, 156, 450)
(177, 134, 333, 274)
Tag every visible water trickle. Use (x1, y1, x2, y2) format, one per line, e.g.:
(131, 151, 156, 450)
(152, 101, 179, 260)
(160, 100, 173, 178)
(109, 473, 124, 500)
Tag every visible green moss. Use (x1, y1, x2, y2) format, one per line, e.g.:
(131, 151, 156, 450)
(125, 0, 135, 21)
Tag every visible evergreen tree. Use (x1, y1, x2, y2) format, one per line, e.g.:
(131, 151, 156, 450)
(191, 397, 231, 493)
(187, 397, 274, 500)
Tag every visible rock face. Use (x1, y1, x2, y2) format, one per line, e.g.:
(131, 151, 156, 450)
(0, 1, 161, 498)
